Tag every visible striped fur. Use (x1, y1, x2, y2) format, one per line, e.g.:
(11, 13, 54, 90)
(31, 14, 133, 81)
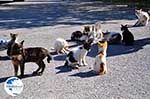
(10, 41, 52, 77)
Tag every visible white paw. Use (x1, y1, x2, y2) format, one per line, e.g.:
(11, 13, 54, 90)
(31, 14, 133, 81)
(83, 63, 88, 66)
(79, 64, 84, 67)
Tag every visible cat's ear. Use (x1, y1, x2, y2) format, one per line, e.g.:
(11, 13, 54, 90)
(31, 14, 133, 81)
(121, 24, 124, 27)
(125, 24, 128, 27)
(13, 33, 18, 37)
(135, 9, 138, 12)
(10, 33, 18, 37)
(20, 40, 24, 47)
(82, 25, 87, 32)
(10, 33, 13, 36)
(139, 9, 142, 11)
(15, 33, 18, 36)
(91, 25, 95, 31)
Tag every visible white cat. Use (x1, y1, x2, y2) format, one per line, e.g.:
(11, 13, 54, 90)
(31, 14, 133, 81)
(93, 40, 108, 75)
(135, 9, 150, 26)
(64, 39, 93, 69)
(95, 22, 103, 39)
(53, 38, 69, 54)
(90, 22, 103, 43)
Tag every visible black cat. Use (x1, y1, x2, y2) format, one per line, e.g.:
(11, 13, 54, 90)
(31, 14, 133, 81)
(71, 31, 82, 41)
(121, 25, 134, 45)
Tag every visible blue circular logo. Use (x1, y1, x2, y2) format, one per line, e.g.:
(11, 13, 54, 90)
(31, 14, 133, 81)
(4, 77, 24, 96)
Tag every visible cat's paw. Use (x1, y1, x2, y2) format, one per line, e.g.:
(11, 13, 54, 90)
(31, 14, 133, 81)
(78, 62, 83, 66)
(83, 63, 88, 66)
(32, 71, 38, 75)
(78, 64, 85, 67)
(37, 72, 43, 76)
(18, 74, 25, 78)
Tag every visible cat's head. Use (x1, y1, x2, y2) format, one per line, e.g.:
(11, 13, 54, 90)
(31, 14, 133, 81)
(83, 26, 91, 33)
(121, 24, 128, 31)
(97, 40, 107, 48)
(10, 33, 18, 41)
(83, 38, 94, 51)
(10, 40, 24, 55)
(95, 21, 102, 32)
(135, 9, 142, 14)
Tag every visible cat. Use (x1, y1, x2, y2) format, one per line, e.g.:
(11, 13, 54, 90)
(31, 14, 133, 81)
(79, 26, 91, 42)
(53, 38, 69, 54)
(89, 22, 104, 44)
(134, 9, 150, 26)
(103, 31, 122, 44)
(94, 22, 103, 39)
(71, 26, 92, 42)
(97, 40, 108, 57)
(64, 38, 93, 69)
(71, 31, 83, 41)
(121, 24, 134, 46)
(10, 40, 52, 77)
(93, 40, 108, 75)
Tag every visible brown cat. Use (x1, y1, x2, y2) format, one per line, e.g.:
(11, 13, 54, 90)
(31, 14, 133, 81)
(10, 40, 52, 77)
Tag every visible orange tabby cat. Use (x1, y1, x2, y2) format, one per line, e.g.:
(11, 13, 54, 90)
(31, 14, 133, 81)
(97, 40, 108, 56)
(93, 40, 108, 75)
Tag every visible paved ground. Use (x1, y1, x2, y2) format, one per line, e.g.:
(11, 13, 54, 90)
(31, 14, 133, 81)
(0, 1, 150, 99)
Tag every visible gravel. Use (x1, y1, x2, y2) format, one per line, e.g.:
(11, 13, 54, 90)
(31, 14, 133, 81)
(0, 1, 150, 99)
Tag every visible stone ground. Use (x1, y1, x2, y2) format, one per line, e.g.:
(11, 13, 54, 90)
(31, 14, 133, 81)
(0, 0, 150, 99)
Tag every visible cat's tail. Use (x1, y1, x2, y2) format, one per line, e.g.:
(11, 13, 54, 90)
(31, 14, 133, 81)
(47, 52, 52, 63)
(148, 10, 150, 16)
(147, 10, 150, 21)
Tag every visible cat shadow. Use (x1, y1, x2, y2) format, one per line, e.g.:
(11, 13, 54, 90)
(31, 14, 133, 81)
(131, 24, 147, 28)
(88, 37, 150, 57)
(53, 54, 67, 61)
(68, 43, 81, 48)
(69, 70, 99, 78)
(0, 74, 39, 84)
(108, 37, 150, 57)
(0, 56, 10, 61)
(55, 65, 72, 74)
(67, 40, 83, 48)
(87, 44, 99, 57)
(124, 24, 144, 28)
